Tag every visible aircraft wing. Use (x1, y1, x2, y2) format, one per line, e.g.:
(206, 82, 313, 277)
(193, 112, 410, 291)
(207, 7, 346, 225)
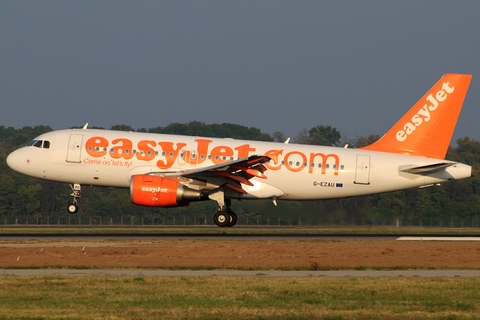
(154, 154, 272, 194)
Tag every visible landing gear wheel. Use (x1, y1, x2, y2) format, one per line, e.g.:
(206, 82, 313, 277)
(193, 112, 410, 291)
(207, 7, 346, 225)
(67, 203, 79, 214)
(68, 184, 82, 214)
(214, 211, 230, 227)
(226, 212, 237, 227)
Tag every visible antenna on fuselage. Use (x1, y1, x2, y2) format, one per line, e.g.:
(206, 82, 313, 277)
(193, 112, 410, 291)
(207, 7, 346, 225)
(82, 123, 89, 129)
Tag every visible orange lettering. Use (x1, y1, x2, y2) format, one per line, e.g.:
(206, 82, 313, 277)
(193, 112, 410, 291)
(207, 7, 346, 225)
(264, 150, 283, 171)
(235, 144, 256, 159)
(184, 139, 212, 165)
(309, 153, 339, 175)
(85, 137, 108, 157)
(157, 142, 187, 169)
(211, 146, 234, 164)
(110, 139, 134, 160)
(136, 140, 157, 161)
(284, 151, 307, 172)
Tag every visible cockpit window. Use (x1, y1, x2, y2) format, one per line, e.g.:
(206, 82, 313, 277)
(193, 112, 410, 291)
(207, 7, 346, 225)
(27, 139, 49, 148)
(33, 140, 43, 148)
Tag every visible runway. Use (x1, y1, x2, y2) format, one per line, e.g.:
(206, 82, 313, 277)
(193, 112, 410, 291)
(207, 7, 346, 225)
(3, 233, 480, 241)
(2, 233, 480, 278)
(1, 269, 480, 278)
(0, 233, 399, 241)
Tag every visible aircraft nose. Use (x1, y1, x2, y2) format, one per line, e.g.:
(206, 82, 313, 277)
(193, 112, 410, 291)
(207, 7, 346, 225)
(6, 150, 19, 170)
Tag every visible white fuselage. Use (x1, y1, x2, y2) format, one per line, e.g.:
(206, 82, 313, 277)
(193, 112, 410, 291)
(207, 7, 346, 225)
(6, 129, 472, 201)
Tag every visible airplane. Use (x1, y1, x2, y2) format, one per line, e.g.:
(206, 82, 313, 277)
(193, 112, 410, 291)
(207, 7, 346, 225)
(6, 73, 473, 227)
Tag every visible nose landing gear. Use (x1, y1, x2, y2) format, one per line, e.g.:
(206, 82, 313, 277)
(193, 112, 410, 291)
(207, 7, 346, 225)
(67, 184, 81, 214)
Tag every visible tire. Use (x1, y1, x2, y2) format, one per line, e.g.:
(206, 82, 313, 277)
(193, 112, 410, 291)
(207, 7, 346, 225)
(214, 211, 230, 227)
(226, 212, 237, 227)
(67, 203, 78, 214)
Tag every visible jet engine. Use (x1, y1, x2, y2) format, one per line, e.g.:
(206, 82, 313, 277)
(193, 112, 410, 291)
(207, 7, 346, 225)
(130, 175, 201, 207)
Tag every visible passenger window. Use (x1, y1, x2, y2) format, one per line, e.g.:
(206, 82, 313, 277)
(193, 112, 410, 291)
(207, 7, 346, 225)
(43, 141, 50, 149)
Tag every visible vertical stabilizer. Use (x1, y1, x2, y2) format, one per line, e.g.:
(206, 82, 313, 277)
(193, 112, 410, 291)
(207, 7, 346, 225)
(359, 74, 472, 159)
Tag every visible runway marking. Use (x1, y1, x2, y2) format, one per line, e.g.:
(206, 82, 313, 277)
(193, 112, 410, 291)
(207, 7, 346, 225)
(397, 237, 480, 241)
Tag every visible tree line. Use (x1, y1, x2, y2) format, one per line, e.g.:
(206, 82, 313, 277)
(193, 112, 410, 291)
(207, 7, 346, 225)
(1, 122, 480, 226)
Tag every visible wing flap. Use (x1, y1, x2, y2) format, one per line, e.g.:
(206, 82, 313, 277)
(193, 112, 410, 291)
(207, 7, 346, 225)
(148, 154, 272, 195)
(211, 171, 255, 186)
(184, 154, 271, 194)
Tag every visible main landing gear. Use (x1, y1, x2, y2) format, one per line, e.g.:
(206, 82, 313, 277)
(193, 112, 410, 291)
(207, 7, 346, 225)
(213, 199, 238, 227)
(214, 210, 237, 228)
(67, 183, 81, 214)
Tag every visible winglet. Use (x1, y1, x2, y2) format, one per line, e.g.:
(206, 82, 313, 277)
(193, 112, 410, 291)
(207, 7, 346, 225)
(359, 74, 472, 159)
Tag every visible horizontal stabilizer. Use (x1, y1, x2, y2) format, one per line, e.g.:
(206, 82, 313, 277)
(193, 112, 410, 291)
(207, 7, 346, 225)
(400, 163, 454, 174)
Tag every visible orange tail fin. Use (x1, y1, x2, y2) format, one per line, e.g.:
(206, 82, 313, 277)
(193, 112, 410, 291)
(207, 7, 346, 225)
(359, 74, 472, 159)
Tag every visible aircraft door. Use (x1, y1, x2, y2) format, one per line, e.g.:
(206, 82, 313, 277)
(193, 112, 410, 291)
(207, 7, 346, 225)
(66, 134, 84, 163)
(354, 155, 370, 185)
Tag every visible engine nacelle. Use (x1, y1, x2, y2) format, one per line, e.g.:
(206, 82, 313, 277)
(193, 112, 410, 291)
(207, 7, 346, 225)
(130, 175, 201, 207)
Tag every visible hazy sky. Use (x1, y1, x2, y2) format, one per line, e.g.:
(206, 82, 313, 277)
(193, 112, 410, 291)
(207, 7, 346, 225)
(2, 1, 480, 142)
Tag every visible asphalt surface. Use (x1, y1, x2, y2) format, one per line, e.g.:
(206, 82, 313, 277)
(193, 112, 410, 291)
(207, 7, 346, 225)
(1, 269, 479, 278)
(0, 233, 402, 240)
(3, 233, 480, 241)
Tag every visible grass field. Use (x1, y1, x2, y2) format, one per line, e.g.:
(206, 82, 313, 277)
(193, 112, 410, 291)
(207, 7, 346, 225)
(0, 276, 478, 319)
(2, 225, 480, 235)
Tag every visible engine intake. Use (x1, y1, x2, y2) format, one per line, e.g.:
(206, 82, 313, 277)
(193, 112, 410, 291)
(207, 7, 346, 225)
(130, 175, 200, 207)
